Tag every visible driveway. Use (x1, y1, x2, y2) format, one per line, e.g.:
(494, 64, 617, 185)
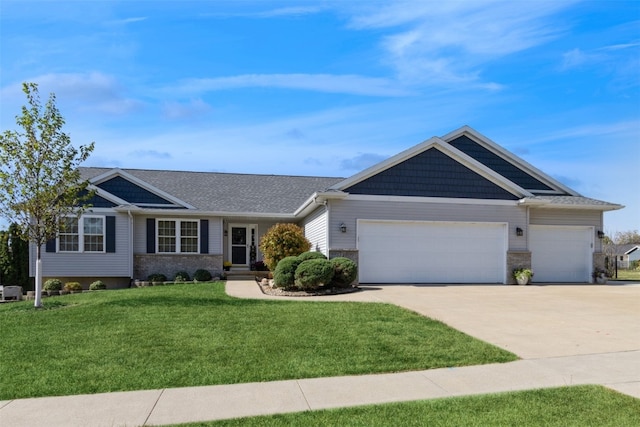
(358, 283, 640, 359)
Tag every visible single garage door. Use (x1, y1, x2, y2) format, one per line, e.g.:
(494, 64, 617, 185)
(358, 220, 507, 284)
(529, 225, 593, 283)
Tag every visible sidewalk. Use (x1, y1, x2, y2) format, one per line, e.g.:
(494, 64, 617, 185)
(1, 280, 638, 426)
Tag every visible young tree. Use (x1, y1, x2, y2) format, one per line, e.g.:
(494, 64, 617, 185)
(0, 82, 94, 307)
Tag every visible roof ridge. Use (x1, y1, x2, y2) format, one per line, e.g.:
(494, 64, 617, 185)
(80, 166, 345, 180)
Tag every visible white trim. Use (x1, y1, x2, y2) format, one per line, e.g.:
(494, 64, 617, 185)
(346, 194, 521, 206)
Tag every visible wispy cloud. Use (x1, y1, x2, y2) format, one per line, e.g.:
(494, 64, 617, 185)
(255, 6, 323, 18)
(108, 17, 147, 25)
(341, 153, 389, 171)
(347, 0, 576, 87)
(162, 99, 212, 120)
(1, 72, 143, 115)
(169, 74, 413, 97)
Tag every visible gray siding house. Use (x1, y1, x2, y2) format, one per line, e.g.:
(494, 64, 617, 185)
(30, 126, 623, 287)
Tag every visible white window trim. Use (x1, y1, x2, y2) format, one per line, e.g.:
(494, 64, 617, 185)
(156, 219, 200, 254)
(58, 215, 106, 253)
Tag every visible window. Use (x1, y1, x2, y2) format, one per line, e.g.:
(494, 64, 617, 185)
(59, 217, 79, 252)
(59, 216, 104, 252)
(157, 220, 198, 253)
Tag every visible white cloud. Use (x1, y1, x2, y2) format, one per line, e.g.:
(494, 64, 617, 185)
(346, 0, 576, 87)
(169, 74, 413, 97)
(162, 99, 212, 120)
(1, 72, 143, 115)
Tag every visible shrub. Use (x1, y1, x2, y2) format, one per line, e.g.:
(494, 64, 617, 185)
(148, 273, 167, 283)
(330, 257, 358, 287)
(298, 251, 327, 262)
(43, 278, 63, 291)
(252, 260, 269, 271)
(273, 256, 302, 289)
(63, 281, 82, 292)
(295, 259, 334, 291)
(193, 269, 212, 282)
(174, 271, 190, 283)
(89, 280, 106, 290)
(259, 223, 311, 271)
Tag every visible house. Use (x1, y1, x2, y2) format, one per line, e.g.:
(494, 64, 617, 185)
(30, 126, 623, 286)
(604, 244, 640, 269)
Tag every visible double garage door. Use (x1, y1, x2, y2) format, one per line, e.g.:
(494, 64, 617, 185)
(358, 220, 507, 284)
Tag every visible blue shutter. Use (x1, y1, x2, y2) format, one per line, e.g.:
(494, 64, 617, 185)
(45, 238, 56, 253)
(146, 218, 155, 253)
(106, 216, 116, 253)
(200, 219, 209, 254)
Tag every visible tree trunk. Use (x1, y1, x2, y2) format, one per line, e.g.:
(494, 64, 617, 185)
(34, 244, 42, 308)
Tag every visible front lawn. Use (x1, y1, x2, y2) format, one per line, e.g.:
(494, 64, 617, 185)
(175, 385, 640, 427)
(0, 282, 516, 400)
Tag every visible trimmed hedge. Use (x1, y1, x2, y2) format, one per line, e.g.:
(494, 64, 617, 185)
(297, 251, 327, 262)
(273, 256, 302, 289)
(43, 278, 63, 291)
(330, 257, 358, 287)
(295, 259, 334, 290)
(148, 273, 167, 283)
(174, 271, 190, 283)
(89, 280, 106, 290)
(259, 223, 311, 271)
(64, 282, 82, 292)
(193, 269, 212, 282)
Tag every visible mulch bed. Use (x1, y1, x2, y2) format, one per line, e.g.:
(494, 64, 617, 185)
(255, 278, 361, 297)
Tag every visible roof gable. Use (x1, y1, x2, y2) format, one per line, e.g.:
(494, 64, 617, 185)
(343, 147, 519, 200)
(446, 135, 555, 192)
(97, 176, 177, 206)
(442, 126, 579, 196)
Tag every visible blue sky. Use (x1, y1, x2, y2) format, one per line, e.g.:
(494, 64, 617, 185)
(1, 0, 638, 233)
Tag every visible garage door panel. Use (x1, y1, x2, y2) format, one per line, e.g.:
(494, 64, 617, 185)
(530, 226, 592, 283)
(358, 220, 506, 284)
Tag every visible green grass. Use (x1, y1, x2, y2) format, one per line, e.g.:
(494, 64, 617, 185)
(0, 282, 516, 400)
(173, 385, 640, 427)
(613, 269, 640, 281)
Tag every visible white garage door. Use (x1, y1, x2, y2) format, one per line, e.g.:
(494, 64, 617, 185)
(529, 225, 593, 283)
(358, 220, 507, 284)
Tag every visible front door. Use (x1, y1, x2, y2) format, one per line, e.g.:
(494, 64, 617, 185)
(229, 224, 257, 268)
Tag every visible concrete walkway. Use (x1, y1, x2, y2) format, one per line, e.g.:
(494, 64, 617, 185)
(1, 281, 638, 426)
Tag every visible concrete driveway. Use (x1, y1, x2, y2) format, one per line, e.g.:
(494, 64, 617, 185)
(358, 283, 640, 359)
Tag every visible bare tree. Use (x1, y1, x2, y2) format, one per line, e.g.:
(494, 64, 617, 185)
(0, 83, 94, 307)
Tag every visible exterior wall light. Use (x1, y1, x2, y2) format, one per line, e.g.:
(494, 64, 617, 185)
(597, 230, 605, 239)
(516, 227, 524, 237)
(340, 223, 347, 233)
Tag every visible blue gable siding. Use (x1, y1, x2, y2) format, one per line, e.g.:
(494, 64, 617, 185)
(345, 148, 519, 200)
(97, 176, 175, 205)
(447, 135, 556, 192)
(85, 193, 117, 208)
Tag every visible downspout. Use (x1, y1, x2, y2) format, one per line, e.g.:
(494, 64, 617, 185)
(128, 210, 134, 284)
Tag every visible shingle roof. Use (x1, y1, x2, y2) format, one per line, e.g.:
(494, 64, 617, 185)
(81, 167, 345, 214)
(527, 195, 623, 210)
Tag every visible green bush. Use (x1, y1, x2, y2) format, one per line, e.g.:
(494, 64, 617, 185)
(330, 257, 358, 287)
(63, 281, 82, 292)
(259, 223, 311, 271)
(89, 280, 106, 290)
(295, 259, 334, 290)
(273, 256, 302, 289)
(148, 273, 167, 283)
(298, 251, 327, 262)
(43, 278, 63, 291)
(174, 271, 190, 283)
(193, 269, 212, 282)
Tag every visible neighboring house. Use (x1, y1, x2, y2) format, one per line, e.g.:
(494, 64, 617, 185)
(604, 244, 640, 269)
(30, 126, 623, 286)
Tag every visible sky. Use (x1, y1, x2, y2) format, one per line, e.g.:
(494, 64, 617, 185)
(0, 0, 639, 233)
